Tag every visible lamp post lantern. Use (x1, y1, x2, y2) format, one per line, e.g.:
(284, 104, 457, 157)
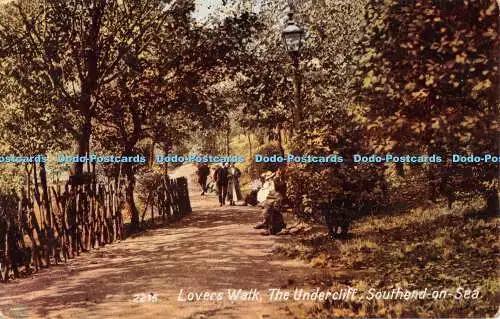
(282, 11, 304, 132)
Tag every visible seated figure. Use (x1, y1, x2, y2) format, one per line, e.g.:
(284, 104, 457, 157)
(254, 192, 286, 235)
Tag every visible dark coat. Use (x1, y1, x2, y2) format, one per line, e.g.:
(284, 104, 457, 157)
(214, 166, 228, 185)
(197, 164, 210, 183)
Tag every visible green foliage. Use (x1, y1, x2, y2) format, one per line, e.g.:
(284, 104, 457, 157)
(285, 201, 499, 317)
(0, 0, 262, 230)
(358, 0, 499, 197)
(232, 1, 293, 131)
(285, 122, 387, 221)
(247, 0, 384, 222)
(189, 129, 226, 155)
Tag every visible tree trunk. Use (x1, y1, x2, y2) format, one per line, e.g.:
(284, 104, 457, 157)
(32, 162, 43, 225)
(149, 140, 155, 169)
(226, 126, 231, 156)
(122, 104, 142, 231)
(247, 133, 253, 160)
(277, 125, 285, 157)
(74, 3, 104, 176)
(39, 162, 52, 228)
(163, 142, 170, 178)
(74, 81, 93, 175)
(125, 164, 140, 231)
(247, 132, 253, 177)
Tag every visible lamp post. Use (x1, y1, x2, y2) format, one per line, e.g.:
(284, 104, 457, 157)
(282, 10, 304, 132)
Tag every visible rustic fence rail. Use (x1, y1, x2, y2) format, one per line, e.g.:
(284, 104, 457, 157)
(140, 176, 192, 225)
(0, 172, 191, 283)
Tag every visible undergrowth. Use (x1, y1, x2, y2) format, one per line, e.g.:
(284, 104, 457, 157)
(277, 198, 499, 318)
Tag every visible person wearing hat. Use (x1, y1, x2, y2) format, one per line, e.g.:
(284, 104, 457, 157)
(214, 163, 229, 206)
(254, 190, 286, 235)
(257, 171, 276, 203)
(197, 163, 210, 195)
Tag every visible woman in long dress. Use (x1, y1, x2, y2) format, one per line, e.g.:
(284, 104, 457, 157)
(227, 163, 242, 205)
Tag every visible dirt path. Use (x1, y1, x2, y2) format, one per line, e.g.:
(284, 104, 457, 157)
(0, 165, 323, 319)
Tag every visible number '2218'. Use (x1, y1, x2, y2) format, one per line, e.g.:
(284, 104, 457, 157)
(133, 293, 158, 303)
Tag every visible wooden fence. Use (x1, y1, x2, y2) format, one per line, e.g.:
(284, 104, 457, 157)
(0, 173, 191, 282)
(141, 176, 192, 225)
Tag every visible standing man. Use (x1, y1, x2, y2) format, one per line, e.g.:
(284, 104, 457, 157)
(197, 163, 210, 195)
(214, 163, 229, 206)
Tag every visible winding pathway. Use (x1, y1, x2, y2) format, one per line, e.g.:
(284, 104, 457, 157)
(0, 165, 322, 319)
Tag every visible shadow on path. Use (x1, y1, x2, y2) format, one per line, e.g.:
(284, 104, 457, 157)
(0, 168, 321, 319)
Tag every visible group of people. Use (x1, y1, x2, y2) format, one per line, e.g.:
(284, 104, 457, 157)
(196, 162, 242, 206)
(196, 163, 287, 235)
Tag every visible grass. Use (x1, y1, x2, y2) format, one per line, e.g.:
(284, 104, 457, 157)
(277, 198, 499, 318)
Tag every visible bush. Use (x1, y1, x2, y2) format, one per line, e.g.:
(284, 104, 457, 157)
(286, 163, 387, 223)
(358, 0, 499, 210)
(284, 120, 388, 231)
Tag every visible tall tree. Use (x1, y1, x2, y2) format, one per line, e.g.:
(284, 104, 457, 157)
(0, 0, 179, 176)
(94, 6, 261, 230)
(359, 0, 499, 210)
